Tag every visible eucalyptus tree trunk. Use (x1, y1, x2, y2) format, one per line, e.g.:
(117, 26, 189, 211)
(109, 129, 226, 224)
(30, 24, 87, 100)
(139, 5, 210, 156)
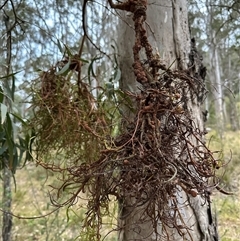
(116, 1, 218, 240)
(206, 0, 225, 137)
(226, 53, 239, 131)
(209, 41, 225, 136)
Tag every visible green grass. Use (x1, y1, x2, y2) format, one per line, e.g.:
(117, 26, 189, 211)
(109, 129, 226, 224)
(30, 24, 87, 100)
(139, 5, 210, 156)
(207, 130, 240, 240)
(214, 194, 240, 241)
(10, 165, 85, 241)
(4, 164, 118, 241)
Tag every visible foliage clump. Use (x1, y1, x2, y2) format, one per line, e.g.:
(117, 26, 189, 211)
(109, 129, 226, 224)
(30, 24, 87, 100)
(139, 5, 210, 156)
(31, 60, 109, 163)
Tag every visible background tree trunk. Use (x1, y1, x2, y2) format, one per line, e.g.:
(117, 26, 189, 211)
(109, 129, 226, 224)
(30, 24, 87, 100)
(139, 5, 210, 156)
(209, 40, 225, 137)
(206, 0, 225, 137)
(2, 11, 13, 241)
(117, 1, 218, 240)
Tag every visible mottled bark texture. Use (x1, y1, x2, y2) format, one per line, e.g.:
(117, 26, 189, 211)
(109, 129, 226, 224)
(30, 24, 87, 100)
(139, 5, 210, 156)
(116, 0, 218, 240)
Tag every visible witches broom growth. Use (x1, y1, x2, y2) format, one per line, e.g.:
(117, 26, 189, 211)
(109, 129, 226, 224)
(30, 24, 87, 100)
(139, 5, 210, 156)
(30, 0, 228, 239)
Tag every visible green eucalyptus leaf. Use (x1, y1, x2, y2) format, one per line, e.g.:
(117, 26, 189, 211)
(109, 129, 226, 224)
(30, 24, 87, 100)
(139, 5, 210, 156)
(116, 90, 134, 111)
(79, 58, 89, 63)
(3, 84, 12, 105)
(12, 121, 18, 142)
(57, 39, 63, 53)
(12, 151, 19, 174)
(11, 113, 27, 125)
(0, 142, 8, 155)
(0, 86, 4, 103)
(88, 57, 102, 84)
(6, 113, 13, 137)
(17, 137, 27, 167)
(0, 131, 5, 141)
(113, 68, 121, 82)
(64, 44, 73, 57)
(5, 113, 14, 166)
(0, 70, 22, 80)
(56, 60, 71, 75)
(1, 103, 8, 124)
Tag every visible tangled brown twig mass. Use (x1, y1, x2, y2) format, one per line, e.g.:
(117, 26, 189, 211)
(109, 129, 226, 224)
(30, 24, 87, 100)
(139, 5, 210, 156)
(30, 0, 226, 239)
(66, 72, 220, 233)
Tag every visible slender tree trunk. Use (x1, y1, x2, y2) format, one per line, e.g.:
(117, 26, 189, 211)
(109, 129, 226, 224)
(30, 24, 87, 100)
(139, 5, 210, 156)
(117, 1, 218, 240)
(210, 42, 225, 136)
(227, 53, 239, 131)
(2, 160, 12, 241)
(206, 0, 224, 137)
(2, 10, 13, 241)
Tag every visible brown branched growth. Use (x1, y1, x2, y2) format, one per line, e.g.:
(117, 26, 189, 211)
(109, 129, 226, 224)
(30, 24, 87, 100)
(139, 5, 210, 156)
(52, 1, 225, 238)
(55, 71, 224, 238)
(31, 1, 229, 240)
